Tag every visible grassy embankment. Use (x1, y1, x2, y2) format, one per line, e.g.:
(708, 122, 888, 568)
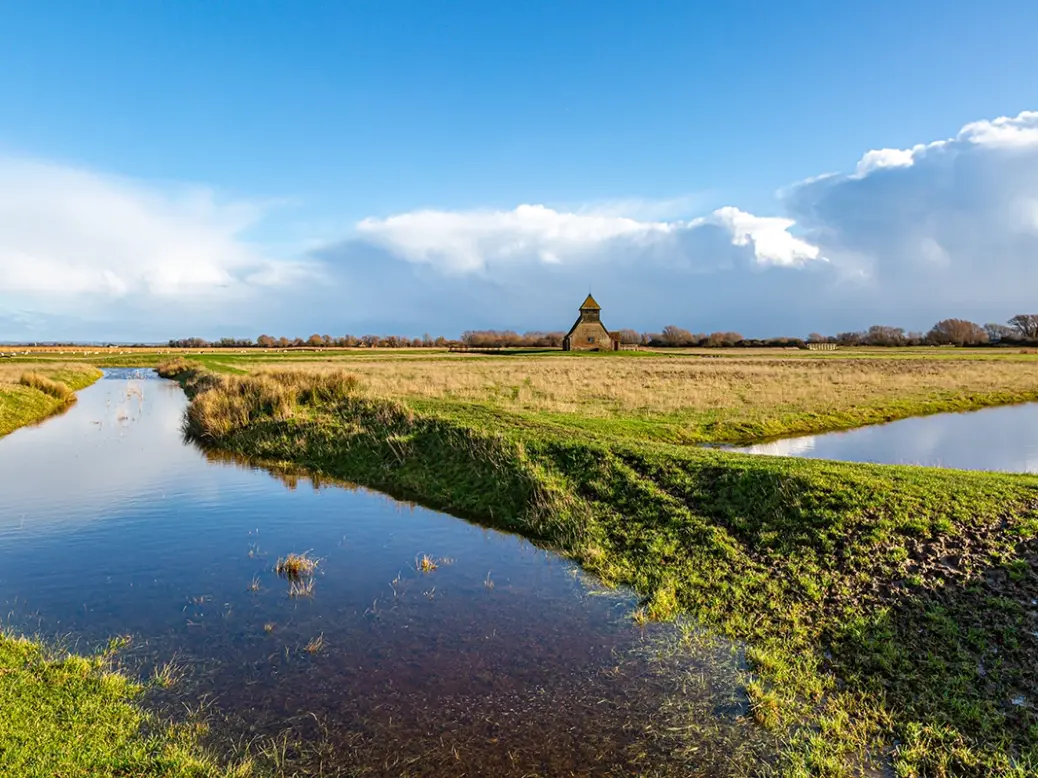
(154, 354, 1038, 777)
(0, 363, 102, 437)
(0, 631, 255, 777)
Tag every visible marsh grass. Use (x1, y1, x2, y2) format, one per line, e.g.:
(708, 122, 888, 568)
(303, 634, 325, 655)
(275, 552, 318, 580)
(287, 578, 316, 598)
(19, 371, 74, 402)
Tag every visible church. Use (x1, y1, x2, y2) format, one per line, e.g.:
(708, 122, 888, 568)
(562, 294, 620, 351)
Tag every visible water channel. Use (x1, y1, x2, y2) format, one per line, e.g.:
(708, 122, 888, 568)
(0, 370, 772, 776)
(727, 402, 1038, 473)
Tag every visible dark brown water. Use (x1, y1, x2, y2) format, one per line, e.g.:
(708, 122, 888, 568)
(0, 370, 772, 777)
(726, 402, 1038, 472)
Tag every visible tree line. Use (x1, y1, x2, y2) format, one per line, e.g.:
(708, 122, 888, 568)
(166, 314, 1038, 350)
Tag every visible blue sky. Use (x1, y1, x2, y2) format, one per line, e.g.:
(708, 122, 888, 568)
(2, 1, 1038, 340)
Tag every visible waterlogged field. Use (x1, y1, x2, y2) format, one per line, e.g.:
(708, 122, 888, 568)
(154, 353, 1038, 776)
(0, 372, 777, 777)
(6, 348, 1038, 775)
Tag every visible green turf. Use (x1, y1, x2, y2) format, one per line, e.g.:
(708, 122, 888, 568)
(0, 632, 253, 778)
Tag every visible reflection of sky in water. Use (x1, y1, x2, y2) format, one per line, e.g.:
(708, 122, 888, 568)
(730, 403, 1038, 472)
(0, 374, 771, 775)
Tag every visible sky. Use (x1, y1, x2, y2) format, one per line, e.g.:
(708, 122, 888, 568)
(2, 0, 1038, 341)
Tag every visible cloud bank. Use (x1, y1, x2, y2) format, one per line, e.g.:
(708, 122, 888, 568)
(3, 111, 1038, 339)
(0, 158, 314, 339)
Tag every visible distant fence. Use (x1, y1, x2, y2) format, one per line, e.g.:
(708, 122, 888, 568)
(806, 343, 838, 351)
(448, 345, 505, 353)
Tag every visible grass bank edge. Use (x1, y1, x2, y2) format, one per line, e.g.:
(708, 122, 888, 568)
(160, 359, 1038, 776)
(0, 630, 254, 777)
(0, 365, 103, 437)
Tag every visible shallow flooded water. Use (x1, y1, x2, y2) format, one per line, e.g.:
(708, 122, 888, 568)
(728, 402, 1038, 473)
(0, 370, 771, 776)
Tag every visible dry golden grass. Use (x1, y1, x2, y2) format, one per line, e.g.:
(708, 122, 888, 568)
(0, 362, 98, 388)
(245, 354, 1038, 422)
(275, 552, 318, 580)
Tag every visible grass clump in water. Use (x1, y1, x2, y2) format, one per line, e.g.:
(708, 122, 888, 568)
(275, 552, 318, 580)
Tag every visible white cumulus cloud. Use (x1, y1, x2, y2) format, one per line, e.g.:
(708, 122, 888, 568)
(0, 158, 313, 315)
(354, 203, 822, 273)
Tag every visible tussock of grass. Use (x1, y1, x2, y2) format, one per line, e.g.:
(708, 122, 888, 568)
(416, 554, 438, 573)
(0, 631, 251, 777)
(275, 552, 318, 580)
(19, 371, 74, 401)
(159, 360, 359, 439)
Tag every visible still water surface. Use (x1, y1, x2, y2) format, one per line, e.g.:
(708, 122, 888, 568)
(0, 371, 770, 776)
(728, 402, 1038, 472)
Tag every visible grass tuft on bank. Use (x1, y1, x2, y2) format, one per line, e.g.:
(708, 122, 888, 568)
(0, 631, 253, 778)
(159, 359, 1038, 776)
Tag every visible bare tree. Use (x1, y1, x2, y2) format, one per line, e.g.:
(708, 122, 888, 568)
(660, 325, 695, 347)
(1009, 314, 1038, 340)
(862, 325, 906, 346)
(984, 323, 1015, 343)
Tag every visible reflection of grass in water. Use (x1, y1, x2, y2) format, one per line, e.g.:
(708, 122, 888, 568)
(246, 576, 261, 593)
(416, 554, 438, 573)
(288, 578, 315, 598)
(303, 634, 324, 655)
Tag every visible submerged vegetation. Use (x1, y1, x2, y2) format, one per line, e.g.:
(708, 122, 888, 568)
(0, 363, 101, 437)
(0, 630, 252, 777)
(158, 355, 1038, 776)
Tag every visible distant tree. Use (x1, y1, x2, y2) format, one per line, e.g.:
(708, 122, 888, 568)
(984, 323, 1015, 343)
(256, 334, 276, 348)
(616, 329, 641, 344)
(862, 325, 906, 347)
(659, 325, 694, 347)
(306, 333, 324, 347)
(706, 331, 743, 347)
(835, 331, 863, 346)
(927, 318, 988, 346)
(806, 332, 826, 343)
(1008, 314, 1038, 340)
